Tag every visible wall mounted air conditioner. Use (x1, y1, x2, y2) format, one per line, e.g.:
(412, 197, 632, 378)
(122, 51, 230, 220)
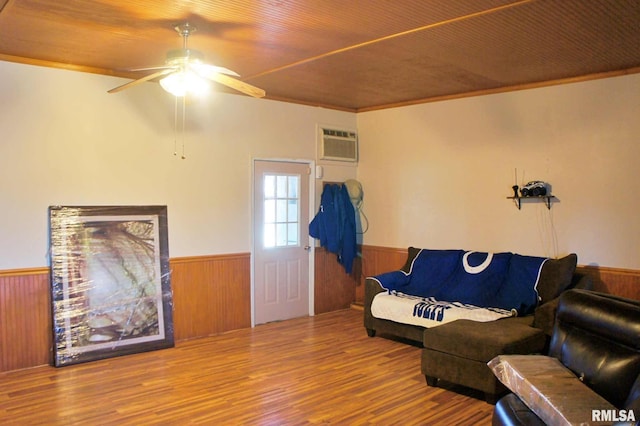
(319, 127, 358, 162)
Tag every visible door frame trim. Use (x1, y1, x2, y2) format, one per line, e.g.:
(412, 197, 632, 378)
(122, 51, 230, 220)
(251, 158, 316, 327)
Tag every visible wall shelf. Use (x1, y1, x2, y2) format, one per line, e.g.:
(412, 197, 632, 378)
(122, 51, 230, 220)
(507, 195, 555, 210)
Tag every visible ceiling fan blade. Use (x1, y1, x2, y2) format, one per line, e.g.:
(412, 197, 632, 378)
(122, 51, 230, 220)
(128, 65, 175, 72)
(207, 73, 266, 98)
(191, 63, 240, 77)
(107, 69, 174, 94)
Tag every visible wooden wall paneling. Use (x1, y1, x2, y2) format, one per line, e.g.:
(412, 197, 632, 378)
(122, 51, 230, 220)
(218, 255, 252, 332)
(170, 257, 216, 341)
(313, 247, 357, 314)
(577, 265, 640, 301)
(0, 254, 252, 373)
(1, 248, 638, 374)
(0, 268, 52, 372)
(170, 254, 251, 342)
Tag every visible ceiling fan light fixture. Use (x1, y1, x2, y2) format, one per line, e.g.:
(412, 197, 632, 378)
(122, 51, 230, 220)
(166, 48, 204, 65)
(159, 69, 210, 97)
(107, 22, 264, 98)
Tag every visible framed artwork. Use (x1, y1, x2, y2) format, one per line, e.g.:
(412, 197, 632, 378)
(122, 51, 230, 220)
(49, 205, 174, 366)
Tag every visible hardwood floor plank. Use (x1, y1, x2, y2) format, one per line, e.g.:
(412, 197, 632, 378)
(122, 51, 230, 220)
(0, 309, 493, 425)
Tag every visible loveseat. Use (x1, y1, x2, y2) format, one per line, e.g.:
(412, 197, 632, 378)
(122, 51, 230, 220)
(491, 289, 640, 425)
(364, 247, 593, 402)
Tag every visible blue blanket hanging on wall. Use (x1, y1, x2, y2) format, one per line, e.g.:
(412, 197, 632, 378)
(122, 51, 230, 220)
(309, 183, 357, 273)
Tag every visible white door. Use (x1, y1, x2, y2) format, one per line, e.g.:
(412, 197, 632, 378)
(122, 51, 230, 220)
(253, 160, 311, 325)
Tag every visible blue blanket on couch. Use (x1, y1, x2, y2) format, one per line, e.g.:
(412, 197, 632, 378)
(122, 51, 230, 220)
(372, 249, 547, 315)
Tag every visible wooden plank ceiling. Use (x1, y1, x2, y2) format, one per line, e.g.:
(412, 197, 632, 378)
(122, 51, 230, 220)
(0, 0, 638, 112)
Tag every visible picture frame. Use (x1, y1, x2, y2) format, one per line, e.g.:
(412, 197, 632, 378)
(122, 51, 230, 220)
(49, 205, 174, 367)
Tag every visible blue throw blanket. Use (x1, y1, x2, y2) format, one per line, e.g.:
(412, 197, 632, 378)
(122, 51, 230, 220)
(372, 249, 546, 315)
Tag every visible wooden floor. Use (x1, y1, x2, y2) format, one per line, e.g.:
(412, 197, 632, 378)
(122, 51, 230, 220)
(0, 309, 494, 425)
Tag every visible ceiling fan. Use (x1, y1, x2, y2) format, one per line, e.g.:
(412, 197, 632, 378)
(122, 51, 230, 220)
(107, 23, 265, 98)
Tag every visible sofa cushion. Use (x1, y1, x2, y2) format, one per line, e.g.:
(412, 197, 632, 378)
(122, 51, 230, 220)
(436, 251, 513, 308)
(401, 246, 421, 273)
(423, 317, 544, 362)
(497, 253, 547, 315)
(536, 253, 577, 304)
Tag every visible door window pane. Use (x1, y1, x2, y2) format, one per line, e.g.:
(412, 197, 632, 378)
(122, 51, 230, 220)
(276, 200, 287, 222)
(276, 223, 287, 246)
(264, 199, 275, 223)
(264, 224, 275, 248)
(276, 176, 287, 198)
(287, 200, 297, 222)
(287, 223, 298, 245)
(288, 176, 299, 198)
(264, 175, 275, 199)
(263, 173, 300, 248)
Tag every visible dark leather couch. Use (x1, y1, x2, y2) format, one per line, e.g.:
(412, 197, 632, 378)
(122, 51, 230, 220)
(493, 289, 640, 425)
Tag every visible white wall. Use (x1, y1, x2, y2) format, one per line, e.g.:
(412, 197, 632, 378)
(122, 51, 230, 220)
(2, 61, 638, 270)
(357, 73, 640, 269)
(0, 61, 356, 269)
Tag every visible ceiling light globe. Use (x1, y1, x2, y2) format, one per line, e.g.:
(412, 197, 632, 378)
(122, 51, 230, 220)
(160, 70, 210, 97)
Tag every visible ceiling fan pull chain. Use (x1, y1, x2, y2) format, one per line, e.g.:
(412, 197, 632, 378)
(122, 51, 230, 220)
(181, 96, 187, 159)
(173, 96, 178, 156)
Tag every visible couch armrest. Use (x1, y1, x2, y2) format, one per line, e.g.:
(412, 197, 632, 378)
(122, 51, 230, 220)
(533, 274, 593, 336)
(365, 278, 385, 306)
(532, 299, 558, 336)
(364, 278, 386, 331)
